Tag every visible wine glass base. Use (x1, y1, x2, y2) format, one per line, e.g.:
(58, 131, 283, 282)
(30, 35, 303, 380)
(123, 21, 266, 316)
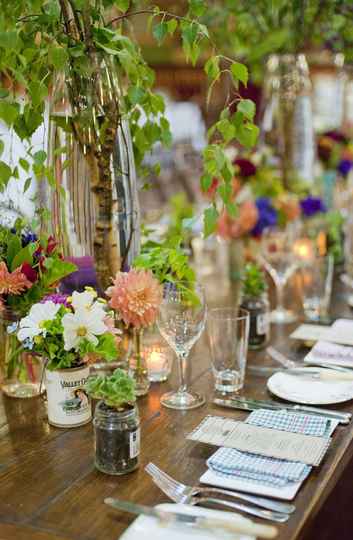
(160, 390, 205, 410)
(270, 309, 298, 324)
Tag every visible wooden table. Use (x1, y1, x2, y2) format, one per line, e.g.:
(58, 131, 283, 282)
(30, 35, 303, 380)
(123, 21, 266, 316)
(1, 278, 353, 540)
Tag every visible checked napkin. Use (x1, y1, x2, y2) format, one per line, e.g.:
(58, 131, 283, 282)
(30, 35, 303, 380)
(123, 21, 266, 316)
(246, 408, 329, 437)
(207, 447, 312, 487)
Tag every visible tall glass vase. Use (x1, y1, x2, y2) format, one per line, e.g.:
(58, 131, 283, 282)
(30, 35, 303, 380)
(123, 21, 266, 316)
(261, 54, 315, 188)
(42, 53, 140, 293)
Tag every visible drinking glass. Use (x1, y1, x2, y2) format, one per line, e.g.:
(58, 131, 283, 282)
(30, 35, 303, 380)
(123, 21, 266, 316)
(301, 255, 334, 321)
(157, 283, 207, 410)
(261, 226, 299, 324)
(208, 308, 250, 395)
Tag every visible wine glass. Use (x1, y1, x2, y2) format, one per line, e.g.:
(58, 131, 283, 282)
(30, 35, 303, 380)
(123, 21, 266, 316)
(157, 283, 207, 410)
(261, 226, 299, 324)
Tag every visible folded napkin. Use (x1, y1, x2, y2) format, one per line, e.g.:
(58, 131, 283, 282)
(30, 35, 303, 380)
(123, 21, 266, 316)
(246, 408, 329, 437)
(207, 447, 311, 487)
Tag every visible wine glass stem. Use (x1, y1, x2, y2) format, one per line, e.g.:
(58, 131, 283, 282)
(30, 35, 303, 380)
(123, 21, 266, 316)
(177, 351, 188, 394)
(276, 281, 285, 312)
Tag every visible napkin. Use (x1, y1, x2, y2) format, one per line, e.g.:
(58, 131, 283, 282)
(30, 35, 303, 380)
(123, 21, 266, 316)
(207, 447, 311, 487)
(246, 408, 329, 437)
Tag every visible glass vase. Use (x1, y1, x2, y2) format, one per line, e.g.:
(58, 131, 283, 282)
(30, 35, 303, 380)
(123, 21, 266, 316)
(128, 329, 150, 397)
(42, 53, 140, 294)
(228, 239, 245, 307)
(261, 54, 315, 187)
(0, 313, 44, 398)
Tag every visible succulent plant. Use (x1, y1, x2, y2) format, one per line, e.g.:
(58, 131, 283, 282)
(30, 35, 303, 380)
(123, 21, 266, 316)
(85, 369, 136, 410)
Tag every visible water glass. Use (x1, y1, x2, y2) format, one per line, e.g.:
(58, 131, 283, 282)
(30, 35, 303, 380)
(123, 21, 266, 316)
(301, 255, 334, 321)
(207, 308, 250, 395)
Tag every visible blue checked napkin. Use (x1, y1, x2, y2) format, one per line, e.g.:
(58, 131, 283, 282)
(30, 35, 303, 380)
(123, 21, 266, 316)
(207, 447, 312, 487)
(246, 408, 329, 437)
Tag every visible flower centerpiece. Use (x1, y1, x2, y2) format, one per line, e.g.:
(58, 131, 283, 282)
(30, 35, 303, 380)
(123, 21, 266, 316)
(86, 369, 139, 476)
(0, 222, 76, 398)
(14, 289, 119, 427)
(106, 268, 163, 397)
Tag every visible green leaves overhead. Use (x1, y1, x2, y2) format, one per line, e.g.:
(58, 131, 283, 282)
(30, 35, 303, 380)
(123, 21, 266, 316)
(231, 62, 248, 86)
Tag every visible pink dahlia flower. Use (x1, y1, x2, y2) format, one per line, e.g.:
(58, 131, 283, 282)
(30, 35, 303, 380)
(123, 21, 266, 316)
(106, 269, 163, 329)
(0, 262, 32, 295)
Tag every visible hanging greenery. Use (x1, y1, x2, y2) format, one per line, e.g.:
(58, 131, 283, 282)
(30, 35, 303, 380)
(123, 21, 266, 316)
(0, 0, 259, 238)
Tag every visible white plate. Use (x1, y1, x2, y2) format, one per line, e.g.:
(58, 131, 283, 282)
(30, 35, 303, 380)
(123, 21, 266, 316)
(119, 503, 254, 540)
(267, 367, 353, 405)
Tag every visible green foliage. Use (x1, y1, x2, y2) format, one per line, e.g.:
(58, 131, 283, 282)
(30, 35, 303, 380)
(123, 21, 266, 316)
(242, 262, 267, 298)
(85, 368, 136, 409)
(0, 0, 258, 239)
(325, 210, 345, 263)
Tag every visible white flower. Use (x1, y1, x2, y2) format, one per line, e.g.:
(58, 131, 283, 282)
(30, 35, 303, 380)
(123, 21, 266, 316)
(62, 309, 108, 351)
(70, 290, 106, 316)
(18, 301, 61, 342)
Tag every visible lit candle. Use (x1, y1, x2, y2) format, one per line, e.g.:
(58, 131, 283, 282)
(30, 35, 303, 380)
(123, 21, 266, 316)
(293, 238, 315, 261)
(144, 345, 172, 382)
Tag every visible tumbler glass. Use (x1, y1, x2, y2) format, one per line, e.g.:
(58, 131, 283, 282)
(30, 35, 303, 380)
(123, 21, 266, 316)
(207, 308, 250, 395)
(301, 255, 334, 321)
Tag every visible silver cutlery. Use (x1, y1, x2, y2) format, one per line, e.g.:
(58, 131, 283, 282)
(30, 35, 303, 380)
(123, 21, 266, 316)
(267, 346, 353, 373)
(145, 462, 290, 523)
(214, 398, 351, 424)
(104, 497, 278, 539)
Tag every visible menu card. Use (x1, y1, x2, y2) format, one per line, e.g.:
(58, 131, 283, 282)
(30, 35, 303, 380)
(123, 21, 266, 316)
(290, 319, 353, 346)
(304, 340, 353, 368)
(187, 416, 330, 466)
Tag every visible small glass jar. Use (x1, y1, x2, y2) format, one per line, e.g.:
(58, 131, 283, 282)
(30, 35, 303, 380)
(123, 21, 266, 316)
(240, 293, 270, 350)
(93, 400, 140, 475)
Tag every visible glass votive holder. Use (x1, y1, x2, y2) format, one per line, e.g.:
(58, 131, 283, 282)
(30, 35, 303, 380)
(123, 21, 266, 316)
(142, 328, 173, 382)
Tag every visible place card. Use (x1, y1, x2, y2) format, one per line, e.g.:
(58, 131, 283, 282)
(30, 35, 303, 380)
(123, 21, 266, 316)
(187, 416, 330, 466)
(304, 340, 353, 368)
(290, 324, 331, 342)
(290, 320, 353, 346)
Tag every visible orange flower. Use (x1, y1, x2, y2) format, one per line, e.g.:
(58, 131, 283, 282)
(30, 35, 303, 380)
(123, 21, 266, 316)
(0, 262, 32, 295)
(276, 196, 300, 222)
(106, 269, 163, 329)
(217, 200, 259, 240)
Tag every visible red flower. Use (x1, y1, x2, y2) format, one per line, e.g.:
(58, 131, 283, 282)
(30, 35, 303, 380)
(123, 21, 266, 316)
(46, 236, 58, 255)
(21, 262, 38, 283)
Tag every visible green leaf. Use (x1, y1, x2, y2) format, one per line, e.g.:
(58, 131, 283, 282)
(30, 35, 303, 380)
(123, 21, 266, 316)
(217, 118, 235, 143)
(205, 56, 220, 80)
(0, 88, 9, 99)
(237, 123, 259, 148)
(7, 235, 21, 267)
(0, 161, 12, 186)
(19, 158, 30, 172)
(33, 150, 47, 166)
(23, 177, 32, 193)
(0, 31, 21, 50)
(167, 19, 178, 35)
(0, 102, 19, 126)
(189, 0, 207, 17)
(11, 244, 35, 271)
(49, 46, 69, 70)
(204, 206, 219, 237)
(0, 140, 4, 158)
(128, 86, 145, 106)
(231, 62, 249, 86)
(153, 21, 168, 43)
(115, 0, 130, 13)
(28, 81, 48, 108)
(201, 173, 213, 192)
(237, 99, 256, 120)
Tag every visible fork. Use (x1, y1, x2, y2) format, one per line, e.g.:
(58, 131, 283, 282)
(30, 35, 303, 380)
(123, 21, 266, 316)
(145, 462, 292, 523)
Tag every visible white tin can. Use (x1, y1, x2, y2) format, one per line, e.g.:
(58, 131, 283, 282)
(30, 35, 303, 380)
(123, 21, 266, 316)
(45, 365, 91, 428)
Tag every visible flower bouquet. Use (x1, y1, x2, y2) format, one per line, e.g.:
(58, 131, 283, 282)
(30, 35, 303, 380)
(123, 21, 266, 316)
(14, 289, 119, 427)
(106, 268, 163, 397)
(0, 222, 76, 398)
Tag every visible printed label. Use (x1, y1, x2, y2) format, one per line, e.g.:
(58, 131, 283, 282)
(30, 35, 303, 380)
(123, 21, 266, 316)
(257, 313, 269, 336)
(129, 428, 140, 459)
(45, 366, 91, 427)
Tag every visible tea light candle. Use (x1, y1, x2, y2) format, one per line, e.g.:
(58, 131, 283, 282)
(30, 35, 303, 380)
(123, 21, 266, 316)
(293, 238, 315, 261)
(144, 345, 173, 382)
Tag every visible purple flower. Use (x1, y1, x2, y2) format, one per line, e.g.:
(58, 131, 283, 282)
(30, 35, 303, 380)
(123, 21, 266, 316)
(338, 159, 353, 177)
(21, 231, 37, 247)
(41, 293, 69, 306)
(300, 196, 326, 218)
(233, 158, 257, 178)
(251, 198, 278, 237)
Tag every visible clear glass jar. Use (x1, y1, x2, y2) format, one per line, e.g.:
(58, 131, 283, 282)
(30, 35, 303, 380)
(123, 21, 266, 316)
(93, 400, 140, 475)
(240, 293, 270, 350)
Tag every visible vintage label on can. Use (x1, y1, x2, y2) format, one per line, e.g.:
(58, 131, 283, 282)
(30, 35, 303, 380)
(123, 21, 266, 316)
(45, 366, 91, 427)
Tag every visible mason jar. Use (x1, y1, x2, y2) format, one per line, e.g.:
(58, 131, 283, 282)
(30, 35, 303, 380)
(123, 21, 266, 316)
(93, 401, 140, 475)
(240, 293, 270, 350)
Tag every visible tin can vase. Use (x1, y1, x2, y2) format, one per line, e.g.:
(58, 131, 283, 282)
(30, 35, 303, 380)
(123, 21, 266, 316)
(93, 400, 140, 475)
(45, 364, 91, 428)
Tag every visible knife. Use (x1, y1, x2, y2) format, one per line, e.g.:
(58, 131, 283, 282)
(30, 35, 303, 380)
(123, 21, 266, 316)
(214, 398, 351, 424)
(104, 497, 278, 539)
(280, 368, 353, 381)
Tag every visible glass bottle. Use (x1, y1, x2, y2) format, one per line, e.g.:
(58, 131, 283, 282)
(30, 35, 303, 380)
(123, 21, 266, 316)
(128, 329, 150, 396)
(93, 400, 140, 475)
(261, 54, 315, 187)
(240, 292, 270, 350)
